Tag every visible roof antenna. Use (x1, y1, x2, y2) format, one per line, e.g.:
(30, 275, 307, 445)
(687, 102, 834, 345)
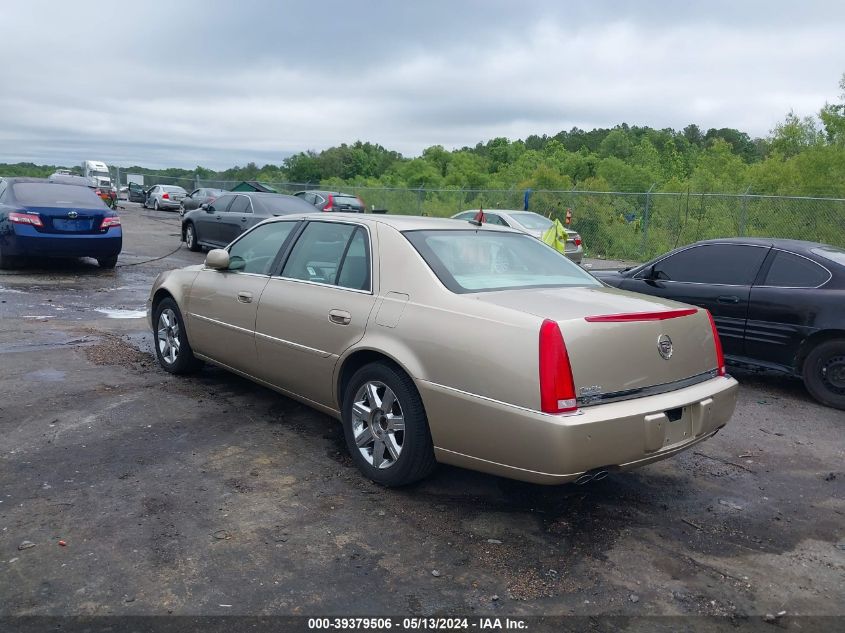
(469, 206, 484, 227)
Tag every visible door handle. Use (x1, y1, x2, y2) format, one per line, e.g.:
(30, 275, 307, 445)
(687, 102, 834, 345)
(241, 217, 248, 222)
(237, 291, 253, 304)
(328, 309, 351, 325)
(216, 215, 222, 220)
(717, 295, 740, 304)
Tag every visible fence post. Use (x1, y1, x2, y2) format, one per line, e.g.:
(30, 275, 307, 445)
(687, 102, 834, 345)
(739, 186, 751, 236)
(417, 187, 423, 215)
(641, 183, 656, 254)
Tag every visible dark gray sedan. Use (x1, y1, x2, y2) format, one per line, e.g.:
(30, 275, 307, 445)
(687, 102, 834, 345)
(181, 192, 317, 251)
(180, 188, 227, 215)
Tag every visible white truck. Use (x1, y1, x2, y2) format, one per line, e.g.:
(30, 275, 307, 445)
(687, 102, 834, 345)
(81, 160, 113, 190)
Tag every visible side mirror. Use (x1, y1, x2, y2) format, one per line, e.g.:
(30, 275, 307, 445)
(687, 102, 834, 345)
(201, 203, 211, 211)
(205, 249, 230, 270)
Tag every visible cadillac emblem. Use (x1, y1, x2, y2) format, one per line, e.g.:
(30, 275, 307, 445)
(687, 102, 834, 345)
(657, 334, 673, 360)
(67, 210, 79, 219)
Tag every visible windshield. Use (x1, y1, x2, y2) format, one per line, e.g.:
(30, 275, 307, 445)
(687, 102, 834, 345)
(508, 212, 554, 230)
(91, 170, 110, 178)
(12, 182, 104, 208)
(404, 229, 600, 293)
(811, 245, 845, 267)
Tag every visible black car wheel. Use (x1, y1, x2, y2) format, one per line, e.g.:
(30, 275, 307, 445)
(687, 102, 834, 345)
(341, 361, 436, 486)
(185, 222, 201, 252)
(97, 255, 118, 269)
(154, 199, 160, 211)
(0, 246, 18, 270)
(153, 297, 203, 374)
(802, 339, 845, 410)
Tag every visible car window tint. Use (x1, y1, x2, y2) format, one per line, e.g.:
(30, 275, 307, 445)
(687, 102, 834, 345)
(763, 250, 830, 287)
(336, 228, 370, 290)
(209, 195, 234, 212)
(653, 244, 768, 285)
(227, 221, 297, 275)
(229, 195, 250, 214)
(12, 183, 103, 207)
(282, 222, 358, 286)
(484, 214, 507, 226)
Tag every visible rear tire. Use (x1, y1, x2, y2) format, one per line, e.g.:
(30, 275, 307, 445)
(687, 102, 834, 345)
(0, 246, 17, 270)
(341, 361, 436, 486)
(185, 222, 201, 252)
(153, 297, 203, 374)
(802, 339, 845, 410)
(97, 255, 118, 269)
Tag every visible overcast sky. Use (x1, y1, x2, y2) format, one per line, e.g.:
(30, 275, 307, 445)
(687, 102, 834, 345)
(0, 0, 843, 169)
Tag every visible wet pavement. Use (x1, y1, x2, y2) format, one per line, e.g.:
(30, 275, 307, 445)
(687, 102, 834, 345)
(0, 204, 843, 619)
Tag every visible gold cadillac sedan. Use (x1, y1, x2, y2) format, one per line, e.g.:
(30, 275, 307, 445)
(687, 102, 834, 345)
(148, 214, 738, 486)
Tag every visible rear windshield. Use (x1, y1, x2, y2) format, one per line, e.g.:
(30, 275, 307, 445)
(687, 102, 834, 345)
(334, 195, 362, 207)
(403, 229, 600, 293)
(163, 186, 186, 193)
(508, 212, 553, 230)
(811, 245, 845, 267)
(12, 182, 103, 208)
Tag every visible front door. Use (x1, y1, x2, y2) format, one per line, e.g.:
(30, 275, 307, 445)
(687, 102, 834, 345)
(195, 194, 234, 246)
(254, 221, 377, 407)
(185, 220, 300, 374)
(219, 194, 252, 245)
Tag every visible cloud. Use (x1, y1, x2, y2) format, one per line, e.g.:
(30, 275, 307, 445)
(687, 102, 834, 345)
(0, 0, 843, 169)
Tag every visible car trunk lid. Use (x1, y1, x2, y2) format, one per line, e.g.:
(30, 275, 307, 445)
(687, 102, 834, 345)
(21, 205, 108, 235)
(474, 286, 719, 404)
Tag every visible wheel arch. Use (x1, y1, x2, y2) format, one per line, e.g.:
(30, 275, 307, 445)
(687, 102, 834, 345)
(795, 329, 845, 373)
(335, 347, 420, 411)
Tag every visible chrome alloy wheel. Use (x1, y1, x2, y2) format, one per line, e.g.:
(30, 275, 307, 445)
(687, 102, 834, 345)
(157, 308, 181, 365)
(351, 381, 405, 469)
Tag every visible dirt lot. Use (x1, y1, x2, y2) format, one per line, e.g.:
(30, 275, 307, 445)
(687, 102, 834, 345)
(0, 204, 843, 620)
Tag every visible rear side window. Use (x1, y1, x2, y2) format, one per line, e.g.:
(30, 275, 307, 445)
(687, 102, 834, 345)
(763, 250, 830, 287)
(652, 244, 769, 285)
(228, 196, 251, 214)
(12, 183, 103, 208)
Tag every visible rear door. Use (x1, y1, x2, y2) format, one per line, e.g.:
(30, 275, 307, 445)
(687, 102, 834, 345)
(745, 249, 833, 368)
(254, 220, 378, 406)
(619, 243, 770, 357)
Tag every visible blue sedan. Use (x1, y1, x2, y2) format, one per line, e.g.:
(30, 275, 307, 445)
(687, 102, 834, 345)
(0, 178, 122, 269)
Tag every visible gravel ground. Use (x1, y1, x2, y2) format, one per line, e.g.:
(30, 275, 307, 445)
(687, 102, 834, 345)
(0, 205, 843, 622)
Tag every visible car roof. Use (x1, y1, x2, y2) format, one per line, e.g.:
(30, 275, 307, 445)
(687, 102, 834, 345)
(264, 213, 519, 233)
(693, 237, 834, 251)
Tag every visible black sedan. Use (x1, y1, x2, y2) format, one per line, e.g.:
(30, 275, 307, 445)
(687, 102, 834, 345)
(593, 238, 845, 410)
(181, 191, 316, 252)
(180, 187, 227, 215)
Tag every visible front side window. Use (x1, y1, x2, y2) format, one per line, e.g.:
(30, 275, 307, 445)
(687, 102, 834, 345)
(208, 195, 234, 212)
(228, 195, 251, 214)
(226, 221, 298, 275)
(282, 222, 368, 288)
(404, 229, 600, 293)
(763, 250, 830, 287)
(651, 244, 769, 285)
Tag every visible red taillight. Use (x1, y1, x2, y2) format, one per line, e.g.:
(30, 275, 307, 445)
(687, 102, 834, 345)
(8, 212, 43, 227)
(162, 192, 170, 199)
(574, 236, 582, 247)
(539, 319, 578, 414)
(99, 216, 121, 230)
(706, 310, 726, 377)
(585, 308, 698, 323)
(322, 194, 335, 212)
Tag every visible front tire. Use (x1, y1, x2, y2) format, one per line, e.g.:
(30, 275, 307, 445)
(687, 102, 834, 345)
(341, 361, 436, 486)
(153, 297, 203, 374)
(154, 199, 160, 211)
(802, 339, 845, 410)
(185, 222, 201, 252)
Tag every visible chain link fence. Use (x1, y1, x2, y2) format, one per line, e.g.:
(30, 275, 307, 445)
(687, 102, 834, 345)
(101, 171, 845, 263)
